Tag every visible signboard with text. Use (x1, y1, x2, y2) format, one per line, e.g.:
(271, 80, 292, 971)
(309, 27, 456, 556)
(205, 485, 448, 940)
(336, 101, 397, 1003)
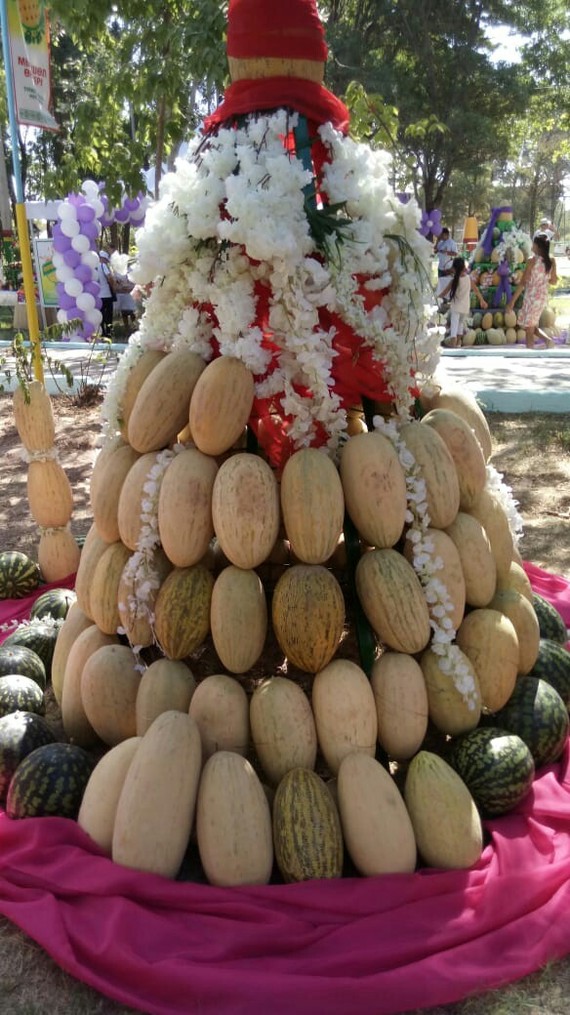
(7, 0, 59, 131)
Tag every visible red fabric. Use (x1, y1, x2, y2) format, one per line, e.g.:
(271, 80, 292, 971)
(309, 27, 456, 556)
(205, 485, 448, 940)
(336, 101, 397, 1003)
(203, 78, 349, 133)
(523, 560, 570, 624)
(0, 566, 567, 1014)
(227, 0, 328, 61)
(0, 574, 76, 646)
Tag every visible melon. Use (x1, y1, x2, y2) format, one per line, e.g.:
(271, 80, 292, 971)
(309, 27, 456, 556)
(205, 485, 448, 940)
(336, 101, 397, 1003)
(112, 711, 203, 878)
(456, 609, 519, 713)
(249, 676, 317, 786)
(493, 311, 504, 328)
(355, 549, 431, 654)
(119, 348, 166, 439)
(271, 564, 345, 673)
(487, 588, 540, 674)
(337, 753, 417, 876)
(74, 523, 111, 618)
(448, 727, 535, 817)
(117, 452, 163, 552)
(91, 444, 140, 543)
(280, 448, 345, 564)
(420, 647, 482, 734)
(51, 602, 93, 705)
(211, 453, 280, 569)
(135, 658, 196, 736)
(481, 312, 493, 330)
(539, 306, 556, 329)
(89, 541, 132, 636)
(488, 677, 569, 769)
(468, 488, 514, 583)
(61, 626, 119, 747)
(117, 546, 173, 649)
(311, 659, 377, 775)
(497, 561, 533, 603)
(27, 460, 73, 528)
(153, 565, 214, 660)
(188, 673, 249, 758)
(196, 751, 273, 886)
(398, 420, 460, 529)
(81, 644, 142, 746)
(404, 751, 483, 869)
(37, 527, 81, 584)
(188, 356, 255, 456)
(157, 448, 218, 567)
(78, 737, 142, 853)
(462, 329, 476, 347)
(505, 328, 517, 345)
(127, 348, 206, 453)
(272, 768, 344, 882)
(403, 527, 466, 631)
(340, 431, 407, 548)
(487, 328, 506, 346)
(421, 408, 487, 509)
(370, 652, 428, 759)
(12, 380, 55, 453)
(210, 566, 267, 673)
(503, 310, 517, 329)
(444, 512, 497, 607)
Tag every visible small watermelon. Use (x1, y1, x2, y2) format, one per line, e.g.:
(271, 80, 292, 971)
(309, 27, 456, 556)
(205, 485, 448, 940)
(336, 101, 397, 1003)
(532, 594, 568, 645)
(0, 551, 42, 599)
(0, 711, 57, 802)
(529, 639, 570, 709)
(488, 677, 569, 769)
(448, 727, 535, 816)
(0, 675, 45, 718)
(0, 645, 46, 690)
(6, 742, 95, 819)
(2, 619, 63, 681)
(30, 588, 77, 623)
(474, 329, 487, 345)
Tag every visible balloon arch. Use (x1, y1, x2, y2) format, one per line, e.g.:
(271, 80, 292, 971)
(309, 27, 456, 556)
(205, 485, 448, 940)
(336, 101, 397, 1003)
(51, 180, 149, 340)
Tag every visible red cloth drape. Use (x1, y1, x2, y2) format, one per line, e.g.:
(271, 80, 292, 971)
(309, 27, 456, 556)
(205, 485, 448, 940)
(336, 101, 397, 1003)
(0, 563, 568, 1014)
(203, 78, 349, 134)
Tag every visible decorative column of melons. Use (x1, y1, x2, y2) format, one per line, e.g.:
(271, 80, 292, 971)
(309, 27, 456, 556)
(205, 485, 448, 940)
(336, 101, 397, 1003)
(12, 380, 81, 582)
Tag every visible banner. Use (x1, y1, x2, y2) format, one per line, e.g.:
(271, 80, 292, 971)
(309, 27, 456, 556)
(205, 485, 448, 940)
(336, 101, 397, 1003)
(33, 236, 57, 306)
(6, 0, 59, 131)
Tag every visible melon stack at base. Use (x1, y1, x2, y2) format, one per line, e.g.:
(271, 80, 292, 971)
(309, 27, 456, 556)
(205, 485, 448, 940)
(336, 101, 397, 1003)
(12, 381, 81, 580)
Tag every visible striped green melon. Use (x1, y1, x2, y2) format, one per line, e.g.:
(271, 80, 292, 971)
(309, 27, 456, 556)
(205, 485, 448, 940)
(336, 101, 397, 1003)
(487, 677, 569, 769)
(474, 329, 487, 345)
(30, 588, 77, 623)
(0, 645, 46, 691)
(0, 552, 42, 599)
(529, 639, 570, 708)
(2, 620, 62, 681)
(0, 710, 57, 803)
(448, 727, 535, 816)
(6, 742, 95, 819)
(532, 594, 568, 645)
(0, 676, 45, 718)
(272, 768, 344, 882)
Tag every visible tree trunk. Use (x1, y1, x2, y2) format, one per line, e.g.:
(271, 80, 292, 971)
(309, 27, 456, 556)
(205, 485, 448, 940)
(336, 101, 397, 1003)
(154, 94, 167, 200)
(0, 127, 13, 234)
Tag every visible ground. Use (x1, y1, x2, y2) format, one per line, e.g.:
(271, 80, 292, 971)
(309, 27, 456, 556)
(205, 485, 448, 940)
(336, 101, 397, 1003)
(0, 392, 569, 1015)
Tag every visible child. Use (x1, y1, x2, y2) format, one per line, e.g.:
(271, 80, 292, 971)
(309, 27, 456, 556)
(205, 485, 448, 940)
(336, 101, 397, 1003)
(440, 257, 487, 347)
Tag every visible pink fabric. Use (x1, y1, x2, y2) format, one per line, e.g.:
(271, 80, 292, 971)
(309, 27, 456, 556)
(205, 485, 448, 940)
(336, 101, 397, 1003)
(0, 565, 567, 1014)
(0, 574, 77, 646)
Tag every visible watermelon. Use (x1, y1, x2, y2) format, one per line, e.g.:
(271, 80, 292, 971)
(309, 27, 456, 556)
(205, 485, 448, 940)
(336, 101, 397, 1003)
(0, 645, 47, 691)
(488, 677, 569, 769)
(529, 639, 570, 708)
(0, 675, 45, 718)
(0, 711, 57, 802)
(0, 551, 42, 599)
(6, 742, 95, 819)
(2, 619, 63, 681)
(532, 594, 568, 645)
(474, 329, 486, 345)
(448, 727, 535, 816)
(30, 588, 77, 623)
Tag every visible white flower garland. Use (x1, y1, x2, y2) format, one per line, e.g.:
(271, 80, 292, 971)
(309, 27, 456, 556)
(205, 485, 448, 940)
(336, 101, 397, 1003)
(373, 414, 479, 711)
(485, 463, 524, 546)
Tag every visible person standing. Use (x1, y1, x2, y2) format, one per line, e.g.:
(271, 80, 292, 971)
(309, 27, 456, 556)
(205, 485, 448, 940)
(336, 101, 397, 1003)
(506, 235, 557, 349)
(434, 227, 458, 296)
(96, 250, 116, 338)
(534, 217, 558, 243)
(439, 257, 488, 347)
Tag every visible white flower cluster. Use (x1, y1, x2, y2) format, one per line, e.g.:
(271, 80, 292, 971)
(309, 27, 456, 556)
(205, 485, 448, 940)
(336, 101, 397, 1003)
(103, 110, 441, 452)
(493, 225, 533, 265)
(373, 414, 479, 710)
(117, 448, 175, 652)
(485, 463, 524, 546)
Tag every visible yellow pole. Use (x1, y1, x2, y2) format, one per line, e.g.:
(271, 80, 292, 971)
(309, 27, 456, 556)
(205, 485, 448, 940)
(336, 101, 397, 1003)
(15, 202, 44, 382)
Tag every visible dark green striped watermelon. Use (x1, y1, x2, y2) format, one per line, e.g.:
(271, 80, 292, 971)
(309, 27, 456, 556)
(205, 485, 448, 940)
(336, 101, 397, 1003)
(0, 551, 42, 599)
(529, 639, 570, 709)
(532, 594, 568, 645)
(489, 677, 569, 769)
(30, 588, 77, 623)
(0, 644, 46, 691)
(448, 727, 535, 816)
(0, 675, 45, 718)
(0, 711, 57, 802)
(2, 619, 63, 681)
(6, 742, 95, 819)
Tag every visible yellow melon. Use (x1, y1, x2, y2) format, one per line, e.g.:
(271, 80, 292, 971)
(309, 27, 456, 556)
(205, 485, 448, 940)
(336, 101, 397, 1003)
(157, 448, 218, 567)
(81, 644, 142, 746)
(311, 659, 377, 774)
(211, 453, 280, 569)
(13, 380, 55, 453)
(340, 431, 407, 547)
(249, 676, 317, 786)
(153, 565, 214, 659)
(119, 348, 166, 439)
(444, 512, 497, 607)
(91, 444, 140, 543)
(420, 647, 482, 735)
(421, 408, 487, 509)
(61, 626, 119, 747)
(188, 356, 255, 456)
(27, 459, 73, 528)
(117, 452, 163, 551)
(135, 658, 196, 736)
(370, 652, 429, 760)
(78, 737, 142, 854)
(89, 541, 132, 636)
(210, 566, 267, 673)
(271, 564, 345, 673)
(487, 588, 540, 674)
(188, 673, 250, 759)
(280, 448, 345, 563)
(127, 348, 206, 453)
(405, 751, 483, 869)
(355, 548, 431, 653)
(456, 609, 519, 713)
(38, 526, 81, 583)
(117, 546, 173, 649)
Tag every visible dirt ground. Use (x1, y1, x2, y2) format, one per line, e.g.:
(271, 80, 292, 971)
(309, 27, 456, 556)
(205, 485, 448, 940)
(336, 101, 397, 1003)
(0, 391, 569, 1014)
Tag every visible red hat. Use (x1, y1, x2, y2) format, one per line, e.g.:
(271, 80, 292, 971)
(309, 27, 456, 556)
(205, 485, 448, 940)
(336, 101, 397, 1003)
(227, 0, 328, 62)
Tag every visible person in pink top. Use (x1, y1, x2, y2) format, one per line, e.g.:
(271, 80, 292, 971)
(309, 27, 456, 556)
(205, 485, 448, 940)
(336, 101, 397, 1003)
(507, 234, 557, 348)
(439, 256, 487, 347)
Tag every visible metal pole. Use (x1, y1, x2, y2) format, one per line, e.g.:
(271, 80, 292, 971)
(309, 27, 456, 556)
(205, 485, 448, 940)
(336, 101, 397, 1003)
(0, 0, 43, 381)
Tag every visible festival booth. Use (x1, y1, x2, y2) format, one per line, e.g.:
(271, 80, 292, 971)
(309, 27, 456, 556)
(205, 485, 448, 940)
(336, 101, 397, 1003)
(0, 2, 569, 1013)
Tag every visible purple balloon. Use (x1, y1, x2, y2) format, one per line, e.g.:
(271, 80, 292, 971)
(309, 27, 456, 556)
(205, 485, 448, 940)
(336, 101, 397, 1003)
(95, 297, 102, 309)
(60, 294, 77, 310)
(63, 248, 82, 268)
(72, 307, 86, 322)
(84, 281, 100, 297)
(68, 193, 84, 207)
(100, 213, 115, 227)
(114, 206, 129, 223)
(77, 204, 96, 223)
(83, 321, 96, 339)
(53, 233, 72, 252)
(76, 263, 93, 284)
(124, 196, 139, 212)
(82, 221, 100, 241)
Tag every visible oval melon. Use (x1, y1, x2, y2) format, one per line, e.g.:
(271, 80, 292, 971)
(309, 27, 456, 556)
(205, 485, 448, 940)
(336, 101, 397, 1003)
(27, 459, 73, 529)
(135, 658, 196, 736)
(421, 408, 487, 509)
(91, 444, 140, 543)
(157, 448, 218, 567)
(444, 512, 497, 607)
(487, 588, 540, 674)
(61, 626, 118, 747)
(311, 659, 377, 775)
(153, 565, 214, 660)
(249, 676, 317, 786)
(81, 644, 142, 746)
(398, 420, 460, 529)
(210, 567, 267, 674)
(481, 312, 493, 330)
(404, 751, 483, 869)
(78, 737, 142, 854)
(211, 453, 280, 569)
(370, 652, 429, 760)
(281, 448, 345, 564)
(420, 647, 482, 735)
(456, 609, 519, 713)
(272, 768, 343, 882)
(188, 356, 255, 456)
(127, 348, 206, 453)
(188, 674, 249, 759)
(355, 548, 431, 654)
(272, 564, 345, 673)
(340, 431, 407, 548)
